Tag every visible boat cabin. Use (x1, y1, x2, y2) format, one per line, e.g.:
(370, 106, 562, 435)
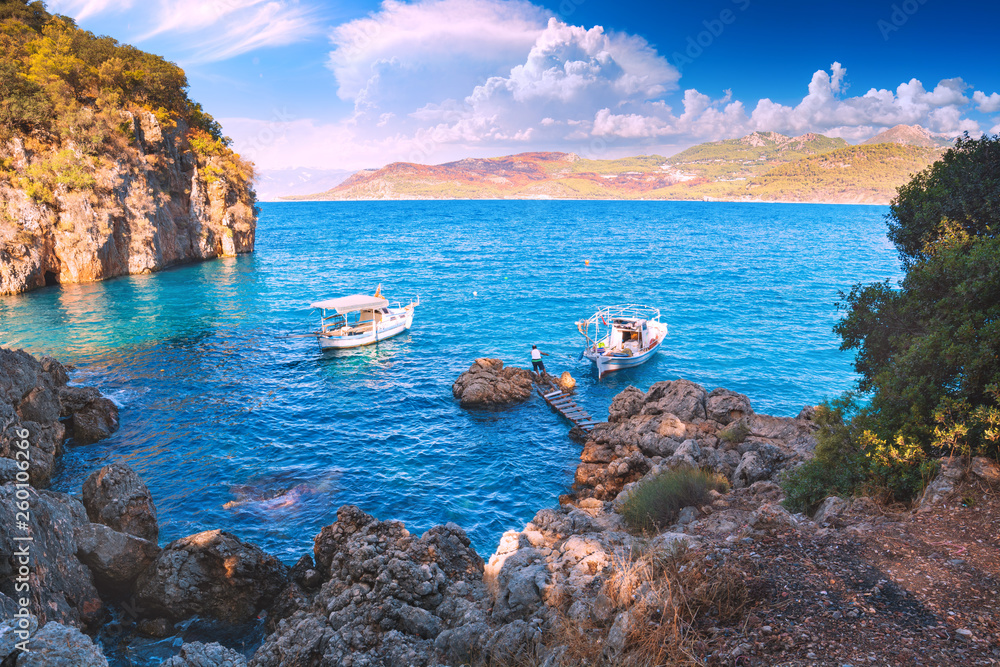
(311, 295, 390, 336)
(605, 318, 653, 354)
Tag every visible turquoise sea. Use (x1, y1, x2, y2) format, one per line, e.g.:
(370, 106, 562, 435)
(0, 201, 902, 560)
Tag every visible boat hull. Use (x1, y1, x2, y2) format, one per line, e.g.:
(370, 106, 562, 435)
(317, 307, 414, 350)
(582, 320, 667, 378)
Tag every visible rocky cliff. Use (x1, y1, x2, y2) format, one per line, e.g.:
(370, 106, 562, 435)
(0, 111, 256, 295)
(0, 3, 257, 295)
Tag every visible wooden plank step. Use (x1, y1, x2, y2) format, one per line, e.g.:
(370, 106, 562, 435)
(543, 390, 562, 398)
(576, 420, 600, 425)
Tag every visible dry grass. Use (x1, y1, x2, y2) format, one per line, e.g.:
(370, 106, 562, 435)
(540, 543, 754, 667)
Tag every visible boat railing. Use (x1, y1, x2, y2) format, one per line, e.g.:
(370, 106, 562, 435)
(385, 295, 420, 310)
(585, 303, 661, 324)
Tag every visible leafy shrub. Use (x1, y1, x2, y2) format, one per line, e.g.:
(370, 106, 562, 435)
(781, 396, 867, 513)
(621, 467, 729, 533)
(718, 420, 750, 445)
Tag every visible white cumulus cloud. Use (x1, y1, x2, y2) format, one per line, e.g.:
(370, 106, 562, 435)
(973, 91, 1000, 114)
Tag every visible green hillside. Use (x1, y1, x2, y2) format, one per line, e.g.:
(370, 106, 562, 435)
(746, 143, 944, 202)
(668, 132, 849, 165)
(290, 129, 947, 204)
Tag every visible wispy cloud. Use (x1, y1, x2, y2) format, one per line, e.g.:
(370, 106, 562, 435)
(51, 0, 320, 63)
(48, 0, 133, 21)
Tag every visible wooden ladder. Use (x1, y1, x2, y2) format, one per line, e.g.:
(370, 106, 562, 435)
(536, 382, 599, 433)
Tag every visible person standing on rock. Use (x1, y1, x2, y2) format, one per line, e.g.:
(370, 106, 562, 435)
(530, 345, 549, 375)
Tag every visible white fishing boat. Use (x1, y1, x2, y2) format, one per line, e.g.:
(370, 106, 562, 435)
(310, 287, 419, 350)
(577, 304, 668, 378)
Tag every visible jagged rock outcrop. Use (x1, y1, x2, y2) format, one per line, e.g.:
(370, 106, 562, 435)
(452, 358, 534, 407)
(572, 379, 818, 502)
(12, 621, 108, 666)
(0, 348, 119, 486)
(919, 456, 1000, 510)
(82, 463, 159, 541)
(58, 386, 119, 444)
(0, 109, 257, 296)
(0, 486, 104, 629)
(251, 505, 490, 667)
(74, 523, 161, 597)
(135, 529, 288, 624)
(162, 642, 248, 667)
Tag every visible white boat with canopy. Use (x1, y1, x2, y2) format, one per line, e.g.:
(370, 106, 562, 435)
(310, 287, 419, 350)
(577, 304, 667, 378)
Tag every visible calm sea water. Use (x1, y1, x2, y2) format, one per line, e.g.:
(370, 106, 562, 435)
(0, 201, 901, 560)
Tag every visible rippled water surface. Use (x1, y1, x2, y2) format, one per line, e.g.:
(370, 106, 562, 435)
(0, 201, 902, 559)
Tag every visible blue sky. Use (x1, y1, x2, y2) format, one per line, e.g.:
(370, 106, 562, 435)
(49, 0, 1000, 171)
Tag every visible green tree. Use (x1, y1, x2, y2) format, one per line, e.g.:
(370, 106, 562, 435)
(0, 60, 51, 133)
(887, 134, 1000, 268)
(836, 134, 1000, 461)
(0, 0, 50, 33)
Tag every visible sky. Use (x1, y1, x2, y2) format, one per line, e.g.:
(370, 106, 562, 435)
(48, 0, 1000, 172)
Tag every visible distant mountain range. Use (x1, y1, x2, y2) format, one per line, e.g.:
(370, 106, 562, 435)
(255, 168, 354, 201)
(282, 124, 953, 204)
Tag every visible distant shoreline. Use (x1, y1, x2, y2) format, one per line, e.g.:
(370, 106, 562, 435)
(264, 197, 889, 206)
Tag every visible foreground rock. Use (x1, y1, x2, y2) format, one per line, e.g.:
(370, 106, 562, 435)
(0, 348, 119, 486)
(13, 622, 108, 666)
(919, 455, 1000, 509)
(162, 642, 248, 667)
(573, 379, 817, 502)
(58, 386, 119, 445)
(452, 358, 534, 407)
(135, 530, 288, 624)
(82, 463, 159, 541)
(252, 505, 490, 667)
(0, 486, 104, 629)
(75, 523, 161, 597)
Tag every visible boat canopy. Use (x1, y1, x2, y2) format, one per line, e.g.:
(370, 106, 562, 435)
(310, 295, 389, 313)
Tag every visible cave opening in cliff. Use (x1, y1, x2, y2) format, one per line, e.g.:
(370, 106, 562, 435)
(44, 271, 59, 286)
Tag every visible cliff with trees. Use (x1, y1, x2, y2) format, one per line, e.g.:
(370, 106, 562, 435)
(0, 0, 257, 295)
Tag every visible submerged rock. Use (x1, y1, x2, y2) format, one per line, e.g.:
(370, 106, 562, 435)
(82, 463, 159, 542)
(135, 529, 288, 624)
(452, 358, 534, 407)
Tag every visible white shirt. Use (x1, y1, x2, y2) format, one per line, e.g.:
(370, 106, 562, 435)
(531, 349, 541, 361)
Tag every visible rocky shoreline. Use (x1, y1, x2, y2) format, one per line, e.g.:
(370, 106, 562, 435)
(2, 350, 998, 666)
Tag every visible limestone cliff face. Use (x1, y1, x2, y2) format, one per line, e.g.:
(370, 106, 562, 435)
(0, 110, 256, 295)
